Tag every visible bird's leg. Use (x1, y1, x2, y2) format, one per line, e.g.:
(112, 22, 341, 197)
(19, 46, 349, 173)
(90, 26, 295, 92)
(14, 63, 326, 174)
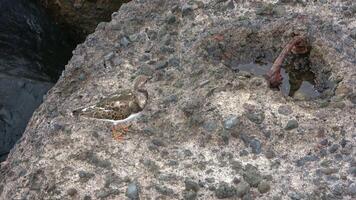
(112, 124, 131, 141)
(266, 36, 309, 88)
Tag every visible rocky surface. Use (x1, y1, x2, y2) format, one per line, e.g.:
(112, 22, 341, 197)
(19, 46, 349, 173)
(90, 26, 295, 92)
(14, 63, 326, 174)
(1, 0, 355, 199)
(39, 0, 131, 42)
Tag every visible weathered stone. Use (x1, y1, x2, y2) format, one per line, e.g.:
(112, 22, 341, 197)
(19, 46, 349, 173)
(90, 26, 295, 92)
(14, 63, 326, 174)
(243, 164, 262, 187)
(249, 139, 262, 154)
(185, 179, 200, 192)
(285, 120, 299, 130)
(223, 115, 239, 130)
(215, 182, 236, 199)
(126, 182, 140, 200)
(236, 181, 250, 197)
(258, 181, 270, 193)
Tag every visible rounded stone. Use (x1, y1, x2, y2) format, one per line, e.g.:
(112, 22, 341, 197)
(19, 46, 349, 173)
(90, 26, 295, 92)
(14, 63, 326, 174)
(328, 144, 340, 153)
(126, 182, 139, 199)
(236, 181, 250, 197)
(265, 149, 276, 159)
(183, 190, 197, 200)
(249, 139, 262, 154)
(215, 182, 237, 199)
(258, 181, 271, 193)
(67, 188, 77, 196)
(285, 120, 299, 130)
(278, 105, 293, 115)
(347, 183, 356, 196)
(185, 179, 200, 192)
(243, 164, 262, 187)
(223, 115, 239, 130)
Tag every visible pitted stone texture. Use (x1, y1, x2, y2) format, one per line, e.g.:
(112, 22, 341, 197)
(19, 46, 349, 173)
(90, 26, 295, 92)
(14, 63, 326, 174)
(1, 0, 355, 199)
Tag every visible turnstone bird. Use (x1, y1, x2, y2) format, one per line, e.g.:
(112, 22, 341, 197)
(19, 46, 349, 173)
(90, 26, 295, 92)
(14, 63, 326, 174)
(73, 75, 149, 124)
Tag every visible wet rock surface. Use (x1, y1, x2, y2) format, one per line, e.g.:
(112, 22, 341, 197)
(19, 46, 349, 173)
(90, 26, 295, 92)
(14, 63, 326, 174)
(1, 0, 355, 199)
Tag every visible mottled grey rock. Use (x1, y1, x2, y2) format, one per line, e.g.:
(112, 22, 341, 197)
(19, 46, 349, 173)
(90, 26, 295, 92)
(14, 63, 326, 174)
(185, 179, 200, 192)
(347, 183, 356, 196)
(242, 193, 253, 200)
(236, 181, 250, 197)
(182, 190, 197, 200)
(329, 144, 340, 153)
(182, 4, 193, 17)
(67, 188, 77, 196)
(1, 1, 355, 200)
(120, 36, 131, 47)
(95, 189, 119, 199)
(285, 120, 299, 130)
(223, 115, 239, 130)
(243, 164, 262, 187)
(239, 149, 249, 157)
(246, 111, 265, 124)
(278, 105, 293, 115)
(155, 185, 174, 196)
(331, 183, 344, 196)
(126, 182, 140, 200)
(258, 181, 270, 193)
(265, 149, 276, 159)
(249, 139, 262, 154)
(215, 182, 236, 199)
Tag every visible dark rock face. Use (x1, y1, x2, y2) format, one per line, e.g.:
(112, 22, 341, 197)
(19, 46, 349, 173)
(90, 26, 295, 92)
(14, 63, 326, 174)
(0, 0, 74, 161)
(0, 0, 75, 81)
(39, 0, 131, 42)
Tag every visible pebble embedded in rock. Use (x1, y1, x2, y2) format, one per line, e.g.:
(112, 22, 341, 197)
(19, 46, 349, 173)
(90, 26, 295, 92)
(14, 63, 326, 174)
(350, 28, 356, 40)
(242, 193, 252, 200)
(185, 179, 200, 192)
(249, 138, 262, 154)
(230, 160, 243, 172)
(126, 182, 140, 200)
(236, 181, 250, 197)
(329, 144, 340, 153)
(331, 183, 344, 196)
(183, 190, 197, 200)
(278, 105, 293, 115)
(347, 183, 356, 196)
(155, 185, 174, 196)
(258, 181, 270, 193)
(182, 4, 193, 17)
(285, 120, 299, 130)
(246, 111, 265, 124)
(83, 195, 92, 200)
(265, 149, 276, 159)
(321, 167, 338, 175)
(166, 15, 176, 24)
(320, 139, 328, 146)
(215, 182, 237, 199)
(67, 188, 77, 196)
(243, 164, 262, 187)
(155, 61, 168, 70)
(120, 36, 130, 47)
(239, 149, 249, 157)
(151, 139, 166, 147)
(223, 115, 239, 130)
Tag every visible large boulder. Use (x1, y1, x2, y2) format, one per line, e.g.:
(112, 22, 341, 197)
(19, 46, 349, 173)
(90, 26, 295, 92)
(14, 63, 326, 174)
(1, 0, 355, 199)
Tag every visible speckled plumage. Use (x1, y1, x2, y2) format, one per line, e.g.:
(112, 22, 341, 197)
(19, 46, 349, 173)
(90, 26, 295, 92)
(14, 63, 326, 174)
(73, 76, 148, 121)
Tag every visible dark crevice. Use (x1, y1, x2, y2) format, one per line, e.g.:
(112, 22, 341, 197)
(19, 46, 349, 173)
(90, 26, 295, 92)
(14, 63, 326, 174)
(0, 0, 128, 162)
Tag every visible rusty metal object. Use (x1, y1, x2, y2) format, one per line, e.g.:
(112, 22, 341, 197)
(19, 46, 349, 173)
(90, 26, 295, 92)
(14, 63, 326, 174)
(266, 36, 309, 88)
